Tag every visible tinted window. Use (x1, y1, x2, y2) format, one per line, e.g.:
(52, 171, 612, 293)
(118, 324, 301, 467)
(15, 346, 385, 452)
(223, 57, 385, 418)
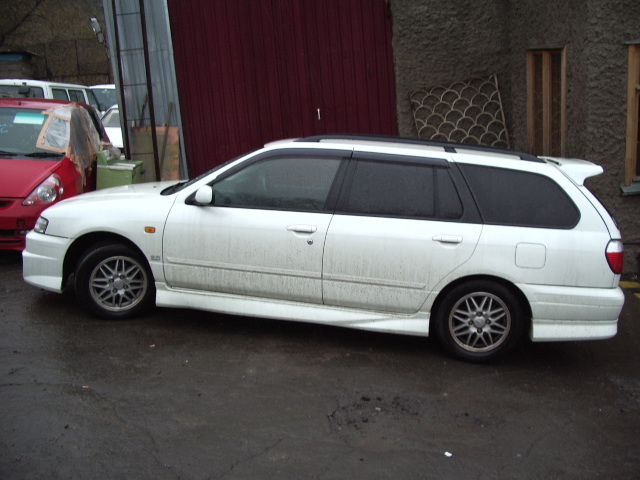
(51, 88, 69, 100)
(343, 160, 463, 219)
(213, 155, 341, 211)
(0, 85, 44, 98)
(460, 164, 580, 228)
(68, 89, 85, 103)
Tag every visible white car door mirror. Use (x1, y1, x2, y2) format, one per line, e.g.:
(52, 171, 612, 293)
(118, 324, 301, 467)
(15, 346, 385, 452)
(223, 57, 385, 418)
(194, 185, 213, 205)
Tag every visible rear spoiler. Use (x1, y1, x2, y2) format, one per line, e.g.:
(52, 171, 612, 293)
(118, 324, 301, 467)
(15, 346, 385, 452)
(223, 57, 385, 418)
(540, 156, 603, 186)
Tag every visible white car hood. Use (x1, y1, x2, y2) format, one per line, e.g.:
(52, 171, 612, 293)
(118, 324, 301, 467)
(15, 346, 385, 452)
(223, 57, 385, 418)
(39, 181, 180, 239)
(63, 180, 177, 204)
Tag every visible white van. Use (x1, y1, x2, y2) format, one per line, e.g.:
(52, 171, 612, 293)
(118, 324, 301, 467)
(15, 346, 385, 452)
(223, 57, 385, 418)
(0, 79, 101, 111)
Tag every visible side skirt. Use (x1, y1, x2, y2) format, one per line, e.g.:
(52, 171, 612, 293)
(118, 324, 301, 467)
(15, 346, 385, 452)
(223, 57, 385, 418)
(155, 283, 431, 336)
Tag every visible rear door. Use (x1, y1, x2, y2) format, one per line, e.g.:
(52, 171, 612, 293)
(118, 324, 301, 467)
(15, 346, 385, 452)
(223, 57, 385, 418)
(322, 154, 482, 313)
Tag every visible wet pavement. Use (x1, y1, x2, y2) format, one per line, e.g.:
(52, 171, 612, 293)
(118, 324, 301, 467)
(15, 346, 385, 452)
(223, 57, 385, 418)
(1, 249, 639, 479)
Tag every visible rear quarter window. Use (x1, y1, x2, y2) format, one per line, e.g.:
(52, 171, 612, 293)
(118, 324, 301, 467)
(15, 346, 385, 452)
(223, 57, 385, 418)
(459, 163, 580, 228)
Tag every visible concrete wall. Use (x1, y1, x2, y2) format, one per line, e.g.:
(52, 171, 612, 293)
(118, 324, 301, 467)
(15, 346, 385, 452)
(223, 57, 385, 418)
(391, 0, 640, 273)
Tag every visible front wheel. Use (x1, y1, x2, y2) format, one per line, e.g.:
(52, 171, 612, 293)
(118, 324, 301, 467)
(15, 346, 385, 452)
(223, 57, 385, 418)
(75, 243, 155, 319)
(434, 281, 527, 362)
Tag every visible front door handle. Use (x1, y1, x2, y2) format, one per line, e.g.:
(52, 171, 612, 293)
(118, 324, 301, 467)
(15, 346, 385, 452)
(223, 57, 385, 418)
(287, 225, 317, 234)
(433, 235, 463, 244)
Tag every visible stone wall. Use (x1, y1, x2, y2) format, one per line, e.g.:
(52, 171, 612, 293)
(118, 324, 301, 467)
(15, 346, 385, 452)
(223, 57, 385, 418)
(24, 39, 111, 86)
(0, 0, 110, 85)
(391, 0, 640, 273)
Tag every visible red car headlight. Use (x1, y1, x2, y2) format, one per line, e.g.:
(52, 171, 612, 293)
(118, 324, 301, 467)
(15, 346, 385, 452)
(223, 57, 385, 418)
(22, 174, 64, 206)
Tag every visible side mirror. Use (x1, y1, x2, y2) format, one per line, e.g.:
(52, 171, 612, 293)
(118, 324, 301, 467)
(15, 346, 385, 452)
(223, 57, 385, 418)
(194, 185, 213, 205)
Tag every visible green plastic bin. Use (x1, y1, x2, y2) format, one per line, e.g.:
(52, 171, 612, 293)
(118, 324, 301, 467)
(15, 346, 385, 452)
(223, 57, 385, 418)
(97, 151, 144, 189)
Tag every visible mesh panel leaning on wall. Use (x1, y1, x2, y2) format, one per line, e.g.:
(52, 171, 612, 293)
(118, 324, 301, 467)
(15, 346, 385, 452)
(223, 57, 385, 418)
(410, 75, 510, 148)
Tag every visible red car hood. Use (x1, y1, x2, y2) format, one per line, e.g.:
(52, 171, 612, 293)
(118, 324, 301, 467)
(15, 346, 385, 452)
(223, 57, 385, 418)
(0, 158, 61, 198)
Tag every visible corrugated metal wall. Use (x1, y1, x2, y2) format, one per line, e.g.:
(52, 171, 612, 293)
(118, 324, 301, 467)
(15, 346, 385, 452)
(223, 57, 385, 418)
(168, 0, 397, 176)
(103, 0, 397, 179)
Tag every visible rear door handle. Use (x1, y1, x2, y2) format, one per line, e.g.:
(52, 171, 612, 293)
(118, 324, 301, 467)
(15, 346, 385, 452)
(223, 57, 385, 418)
(287, 225, 317, 234)
(433, 235, 463, 244)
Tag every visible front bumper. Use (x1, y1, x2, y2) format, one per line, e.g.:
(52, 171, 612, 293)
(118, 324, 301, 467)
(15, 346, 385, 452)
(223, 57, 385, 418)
(22, 231, 72, 292)
(0, 199, 43, 251)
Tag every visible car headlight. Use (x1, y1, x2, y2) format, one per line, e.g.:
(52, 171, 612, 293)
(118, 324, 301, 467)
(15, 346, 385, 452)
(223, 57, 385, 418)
(22, 174, 64, 206)
(34, 216, 49, 234)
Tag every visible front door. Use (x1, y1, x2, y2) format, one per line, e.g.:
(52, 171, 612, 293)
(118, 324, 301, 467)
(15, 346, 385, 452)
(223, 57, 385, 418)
(162, 152, 346, 303)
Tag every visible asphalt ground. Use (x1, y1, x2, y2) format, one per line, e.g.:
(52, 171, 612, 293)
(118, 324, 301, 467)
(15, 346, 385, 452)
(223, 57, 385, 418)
(1, 249, 639, 479)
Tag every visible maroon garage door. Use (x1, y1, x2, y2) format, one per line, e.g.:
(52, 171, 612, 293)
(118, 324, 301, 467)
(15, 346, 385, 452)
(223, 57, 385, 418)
(168, 0, 397, 176)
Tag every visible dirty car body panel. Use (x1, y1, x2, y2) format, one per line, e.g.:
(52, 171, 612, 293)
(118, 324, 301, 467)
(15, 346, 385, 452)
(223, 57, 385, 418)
(23, 136, 625, 361)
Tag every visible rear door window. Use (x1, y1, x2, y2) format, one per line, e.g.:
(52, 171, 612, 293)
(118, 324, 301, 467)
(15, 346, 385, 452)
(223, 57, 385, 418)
(68, 89, 85, 103)
(339, 159, 463, 220)
(460, 164, 580, 228)
(51, 88, 69, 101)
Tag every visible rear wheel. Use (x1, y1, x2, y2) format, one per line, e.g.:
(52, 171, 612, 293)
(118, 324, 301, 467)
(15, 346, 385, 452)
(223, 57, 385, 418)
(75, 243, 155, 319)
(434, 281, 526, 362)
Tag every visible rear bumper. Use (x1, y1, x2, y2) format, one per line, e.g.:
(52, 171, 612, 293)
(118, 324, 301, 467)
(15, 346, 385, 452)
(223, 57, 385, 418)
(519, 283, 625, 341)
(22, 231, 71, 292)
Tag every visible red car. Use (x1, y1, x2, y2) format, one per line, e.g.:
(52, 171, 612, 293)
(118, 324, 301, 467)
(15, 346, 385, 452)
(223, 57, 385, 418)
(0, 98, 111, 250)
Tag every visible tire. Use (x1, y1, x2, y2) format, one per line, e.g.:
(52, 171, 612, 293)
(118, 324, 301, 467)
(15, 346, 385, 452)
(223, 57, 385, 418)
(74, 243, 155, 319)
(434, 281, 526, 362)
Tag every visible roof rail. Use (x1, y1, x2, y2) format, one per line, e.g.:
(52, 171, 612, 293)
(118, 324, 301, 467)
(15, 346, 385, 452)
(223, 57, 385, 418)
(296, 134, 543, 163)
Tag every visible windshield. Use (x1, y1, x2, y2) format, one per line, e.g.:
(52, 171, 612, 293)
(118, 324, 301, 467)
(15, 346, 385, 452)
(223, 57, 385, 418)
(91, 87, 117, 111)
(0, 107, 63, 159)
(84, 89, 101, 111)
(102, 108, 120, 128)
(161, 154, 247, 195)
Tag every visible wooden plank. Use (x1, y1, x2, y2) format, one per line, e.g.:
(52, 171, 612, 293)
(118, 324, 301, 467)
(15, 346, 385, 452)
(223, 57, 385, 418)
(527, 52, 536, 154)
(625, 45, 640, 186)
(542, 50, 552, 156)
(559, 48, 567, 157)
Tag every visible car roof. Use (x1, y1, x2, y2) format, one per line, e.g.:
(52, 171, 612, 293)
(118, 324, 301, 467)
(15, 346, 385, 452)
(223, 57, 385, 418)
(0, 78, 90, 89)
(295, 134, 544, 163)
(285, 134, 603, 185)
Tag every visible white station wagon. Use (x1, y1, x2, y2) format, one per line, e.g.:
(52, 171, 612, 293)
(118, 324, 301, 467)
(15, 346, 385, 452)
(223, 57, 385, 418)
(23, 135, 625, 361)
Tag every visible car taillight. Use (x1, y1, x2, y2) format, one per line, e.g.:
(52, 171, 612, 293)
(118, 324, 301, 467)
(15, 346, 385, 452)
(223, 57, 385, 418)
(605, 240, 624, 274)
(22, 174, 64, 206)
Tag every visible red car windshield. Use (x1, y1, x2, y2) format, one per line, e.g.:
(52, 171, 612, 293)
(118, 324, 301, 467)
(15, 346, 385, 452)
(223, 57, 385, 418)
(0, 107, 64, 159)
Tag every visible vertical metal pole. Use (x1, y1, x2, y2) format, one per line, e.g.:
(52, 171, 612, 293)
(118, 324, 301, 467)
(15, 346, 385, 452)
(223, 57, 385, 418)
(138, 0, 162, 181)
(110, 0, 131, 157)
